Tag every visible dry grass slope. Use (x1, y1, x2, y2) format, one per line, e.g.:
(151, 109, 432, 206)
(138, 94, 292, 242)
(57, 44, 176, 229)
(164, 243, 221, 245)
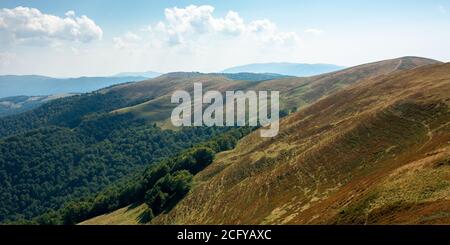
(81, 57, 448, 225)
(104, 57, 440, 127)
(150, 62, 450, 224)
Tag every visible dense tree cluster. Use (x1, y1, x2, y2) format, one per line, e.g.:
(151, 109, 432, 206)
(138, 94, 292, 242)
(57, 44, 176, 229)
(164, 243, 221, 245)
(0, 88, 249, 223)
(0, 90, 148, 138)
(144, 170, 193, 218)
(0, 120, 234, 223)
(31, 127, 251, 225)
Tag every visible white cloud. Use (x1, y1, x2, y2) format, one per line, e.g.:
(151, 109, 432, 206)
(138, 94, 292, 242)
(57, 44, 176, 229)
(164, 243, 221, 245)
(247, 19, 275, 33)
(0, 6, 103, 45)
(113, 31, 141, 49)
(215, 11, 246, 35)
(65, 10, 75, 17)
(146, 5, 300, 47)
(1, 5, 309, 76)
(102, 5, 305, 74)
(159, 5, 245, 37)
(247, 19, 300, 45)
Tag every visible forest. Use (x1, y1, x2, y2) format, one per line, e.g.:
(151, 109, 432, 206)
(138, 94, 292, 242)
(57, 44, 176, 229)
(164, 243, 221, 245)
(0, 87, 253, 223)
(24, 127, 252, 224)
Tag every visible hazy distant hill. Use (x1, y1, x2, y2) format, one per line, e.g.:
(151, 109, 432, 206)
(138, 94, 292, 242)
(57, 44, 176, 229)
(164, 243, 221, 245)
(222, 62, 345, 77)
(114, 71, 161, 78)
(0, 75, 147, 98)
(214, 72, 290, 81)
(0, 94, 77, 118)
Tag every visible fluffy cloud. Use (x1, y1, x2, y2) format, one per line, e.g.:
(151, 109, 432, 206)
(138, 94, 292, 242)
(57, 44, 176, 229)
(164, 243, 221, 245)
(146, 5, 300, 47)
(247, 19, 300, 45)
(0, 6, 103, 45)
(106, 5, 307, 73)
(113, 32, 141, 49)
(162, 5, 245, 37)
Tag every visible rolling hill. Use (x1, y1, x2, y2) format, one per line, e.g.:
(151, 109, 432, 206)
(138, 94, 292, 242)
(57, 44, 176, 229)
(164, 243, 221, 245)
(146, 61, 450, 224)
(103, 57, 439, 128)
(78, 56, 449, 225)
(222, 62, 345, 77)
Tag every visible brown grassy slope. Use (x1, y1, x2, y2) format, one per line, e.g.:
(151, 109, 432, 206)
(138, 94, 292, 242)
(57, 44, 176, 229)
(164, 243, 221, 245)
(253, 56, 440, 109)
(79, 57, 443, 225)
(151, 62, 450, 224)
(104, 57, 440, 126)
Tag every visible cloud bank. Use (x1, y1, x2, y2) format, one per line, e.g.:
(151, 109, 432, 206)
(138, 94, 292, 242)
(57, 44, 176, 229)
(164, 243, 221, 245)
(115, 5, 301, 49)
(0, 6, 103, 45)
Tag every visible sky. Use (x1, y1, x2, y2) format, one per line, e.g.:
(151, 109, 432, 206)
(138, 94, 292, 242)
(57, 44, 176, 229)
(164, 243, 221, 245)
(0, 0, 449, 77)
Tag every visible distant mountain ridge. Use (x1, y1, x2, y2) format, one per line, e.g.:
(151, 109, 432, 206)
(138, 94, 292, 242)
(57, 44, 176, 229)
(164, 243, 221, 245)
(0, 75, 148, 98)
(222, 62, 345, 77)
(214, 72, 290, 82)
(0, 72, 287, 116)
(114, 71, 161, 78)
(160, 72, 289, 82)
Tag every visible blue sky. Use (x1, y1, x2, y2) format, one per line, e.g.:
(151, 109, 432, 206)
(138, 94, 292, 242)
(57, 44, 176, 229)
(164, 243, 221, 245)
(1, 0, 449, 76)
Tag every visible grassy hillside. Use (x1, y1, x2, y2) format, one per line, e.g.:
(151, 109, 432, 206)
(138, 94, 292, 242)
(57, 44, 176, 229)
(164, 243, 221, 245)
(80, 57, 446, 225)
(79, 204, 147, 225)
(146, 62, 450, 225)
(107, 57, 440, 127)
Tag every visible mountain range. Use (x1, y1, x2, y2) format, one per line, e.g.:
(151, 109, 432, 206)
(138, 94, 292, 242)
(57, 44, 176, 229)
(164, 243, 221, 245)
(0, 56, 449, 225)
(222, 62, 345, 77)
(0, 72, 288, 118)
(0, 63, 341, 116)
(79, 56, 450, 225)
(114, 71, 162, 78)
(0, 75, 149, 99)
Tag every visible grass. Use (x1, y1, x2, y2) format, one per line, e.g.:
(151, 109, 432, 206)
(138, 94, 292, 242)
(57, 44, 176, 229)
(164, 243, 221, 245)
(83, 58, 450, 225)
(79, 204, 148, 225)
